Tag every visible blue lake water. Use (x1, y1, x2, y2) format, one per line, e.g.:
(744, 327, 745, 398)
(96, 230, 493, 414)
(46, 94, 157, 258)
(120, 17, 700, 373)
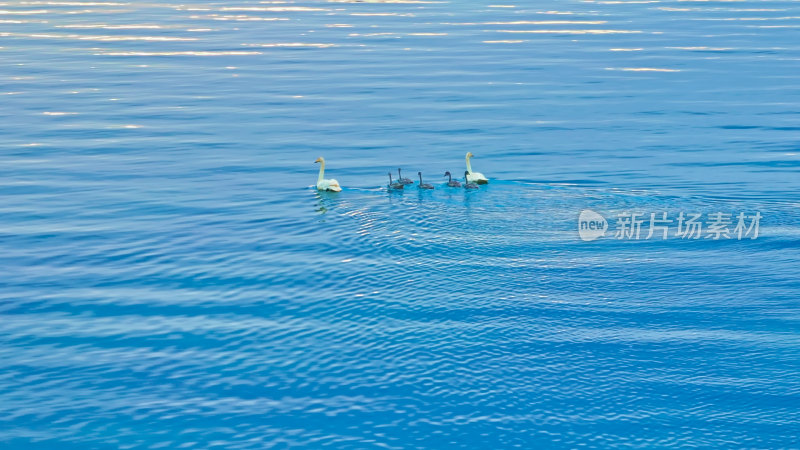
(2, 0, 800, 447)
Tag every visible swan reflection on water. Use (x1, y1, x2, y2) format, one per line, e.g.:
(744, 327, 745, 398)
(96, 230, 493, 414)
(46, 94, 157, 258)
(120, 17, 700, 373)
(314, 190, 340, 216)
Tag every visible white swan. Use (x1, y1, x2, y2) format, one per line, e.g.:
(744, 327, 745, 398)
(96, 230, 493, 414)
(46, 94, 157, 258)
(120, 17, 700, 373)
(465, 152, 489, 184)
(314, 157, 342, 192)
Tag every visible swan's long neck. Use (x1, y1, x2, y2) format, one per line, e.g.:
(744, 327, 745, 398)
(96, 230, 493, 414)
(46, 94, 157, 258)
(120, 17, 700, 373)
(466, 154, 473, 173)
(388, 173, 393, 184)
(419, 173, 423, 184)
(446, 173, 451, 182)
(317, 160, 325, 184)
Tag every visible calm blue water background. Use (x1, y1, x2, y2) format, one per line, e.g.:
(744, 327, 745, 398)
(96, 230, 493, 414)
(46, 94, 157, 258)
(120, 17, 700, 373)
(2, 0, 800, 448)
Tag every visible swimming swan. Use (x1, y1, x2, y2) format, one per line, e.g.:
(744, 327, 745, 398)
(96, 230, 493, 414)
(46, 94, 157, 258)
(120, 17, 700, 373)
(397, 168, 414, 185)
(444, 171, 462, 187)
(314, 157, 342, 192)
(465, 152, 489, 184)
(464, 171, 479, 189)
(388, 172, 405, 190)
(418, 172, 434, 190)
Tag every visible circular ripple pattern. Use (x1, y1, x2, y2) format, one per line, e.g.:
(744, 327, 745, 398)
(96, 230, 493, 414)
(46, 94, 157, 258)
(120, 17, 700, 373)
(2, 0, 800, 448)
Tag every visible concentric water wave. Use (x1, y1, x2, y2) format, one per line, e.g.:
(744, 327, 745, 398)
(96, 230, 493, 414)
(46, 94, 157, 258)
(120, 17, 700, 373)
(2, 0, 800, 448)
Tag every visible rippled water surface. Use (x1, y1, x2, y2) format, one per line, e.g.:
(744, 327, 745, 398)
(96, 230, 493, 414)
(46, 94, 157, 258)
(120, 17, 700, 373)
(2, 0, 800, 448)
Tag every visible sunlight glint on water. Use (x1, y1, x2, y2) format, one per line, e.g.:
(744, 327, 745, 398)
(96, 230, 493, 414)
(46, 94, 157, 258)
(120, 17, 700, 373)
(1, 0, 799, 448)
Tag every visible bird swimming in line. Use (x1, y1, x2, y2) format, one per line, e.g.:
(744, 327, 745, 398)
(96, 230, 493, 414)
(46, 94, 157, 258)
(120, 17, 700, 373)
(387, 172, 405, 190)
(418, 172, 434, 190)
(397, 168, 414, 185)
(314, 157, 342, 192)
(464, 170, 479, 189)
(444, 171, 462, 187)
(465, 152, 489, 184)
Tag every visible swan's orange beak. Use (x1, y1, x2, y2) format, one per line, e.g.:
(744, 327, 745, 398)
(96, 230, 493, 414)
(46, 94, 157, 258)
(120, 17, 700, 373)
(314, 157, 322, 163)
